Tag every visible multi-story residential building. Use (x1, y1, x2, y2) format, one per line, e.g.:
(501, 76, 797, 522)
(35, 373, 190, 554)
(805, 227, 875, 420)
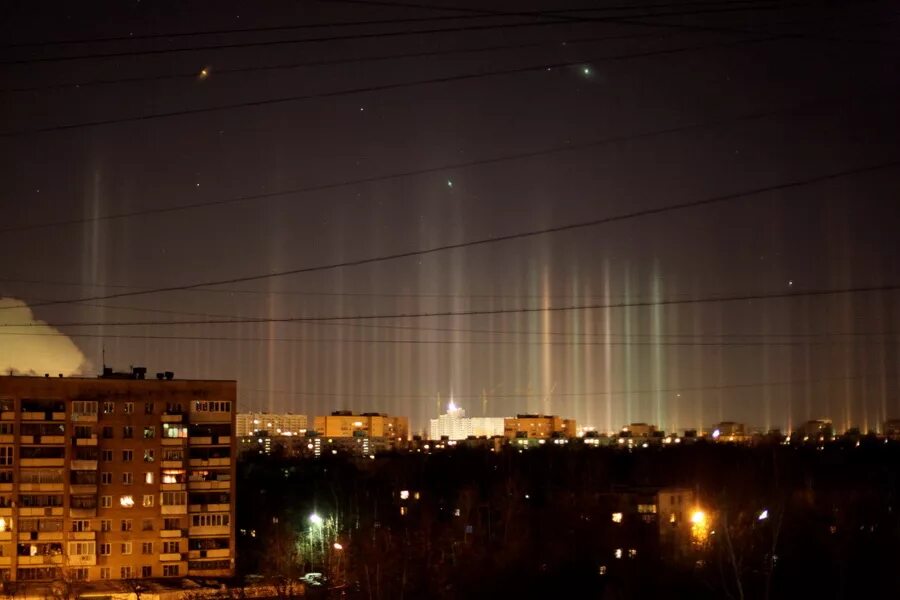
(311, 411, 408, 455)
(0, 369, 236, 584)
(503, 414, 576, 439)
(235, 413, 307, 437)
(621, 423, 658, 438)
(428, 402, 505, 441)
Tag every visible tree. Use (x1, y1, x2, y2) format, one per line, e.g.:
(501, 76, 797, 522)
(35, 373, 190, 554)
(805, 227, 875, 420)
(49, 569, 84, 600)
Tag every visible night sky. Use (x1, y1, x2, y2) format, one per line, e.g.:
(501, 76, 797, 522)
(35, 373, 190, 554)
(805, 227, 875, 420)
(1, 0, 899, 435)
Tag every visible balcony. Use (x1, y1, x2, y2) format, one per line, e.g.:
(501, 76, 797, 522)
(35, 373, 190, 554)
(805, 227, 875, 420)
(189, 525, 230, 536)
(21, 412, 66, 421)
(189, 504, 230, 513)
(71, 413, 98, 423)
(0, 435, 12, 444)
(18, 483, 64, 493)
(162, 438, 185, 446)
(18, 507, 64, 517)
(161, 414, 183, 423)
(159, 553, 182, 562)
(39, 435, 66, 445)
(0, 412, 13, 421)
(0, 507, 12, 517)
(67, 554, 96, 566)
(70, 460, 98, 470)
(0, 484, 12, 493)
(69, 507, 97, 518)
(189, 458, 231, 468)
(70, 531, 96, 541)
(0, 532, 11, 542)
(19, 435, 34, 444)
(188, 548, 230, 560)
(188, 480, 230, 491)
(189, 437, 212, 445)
(0, 557, 9, 566)
(17, 555, 63, 566)
(161, 505, 187, 515)
(37, 532, 64, 542)
(161, 483, 186, 492)
(160, 529, 185, 538)
(21, 458, 64, 468)
(69, 484, 97, 495)
(75, 436, 98, 446)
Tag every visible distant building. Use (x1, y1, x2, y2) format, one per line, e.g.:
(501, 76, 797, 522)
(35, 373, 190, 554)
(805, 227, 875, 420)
(711, 421, 750, 442)
(657, 487, 700, 559)
(796, 419, 834, 441)
(503, 414, 576, 439)
(428, 401, 505, 440)
(311, 411, 409, 455)
(622, 423, 658, 438)
(883, 418, 900, 439)
(236, 412, 307, 437)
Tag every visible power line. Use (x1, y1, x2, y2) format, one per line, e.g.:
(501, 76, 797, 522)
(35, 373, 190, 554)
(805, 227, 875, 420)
(2, 328, 897, 347)
(0, 29, 702, 94)
(6, 10, 889, 95)
(0, 94, 870, 233)
(4, 157, 897, 312)
(0, 32, 792, 138)
(243, 372, 875, 400)
(6, 283, 899, 328)
(0, 0, 774, 49)
(0, 3, 786, 66)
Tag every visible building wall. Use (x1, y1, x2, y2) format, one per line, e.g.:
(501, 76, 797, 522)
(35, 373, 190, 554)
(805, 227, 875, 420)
(313, 414, 408, 442)
(235, 413, 307, 437)
(0, 375, 236, 583)
(502, 415, 576, 439)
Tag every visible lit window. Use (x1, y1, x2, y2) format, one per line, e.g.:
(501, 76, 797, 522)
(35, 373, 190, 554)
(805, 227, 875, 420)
(120, 496, 134, 508)
(400, 490, 409, 500)
(611, 512, 623, 524)
(145, 472, 154, 484)
(142, 495, 154, 508)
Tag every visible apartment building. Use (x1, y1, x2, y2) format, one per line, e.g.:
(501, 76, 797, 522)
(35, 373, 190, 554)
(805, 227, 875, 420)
(502, 414, 577, 439)
(311, 411, 409, 455)
(0, 369, 236, 583)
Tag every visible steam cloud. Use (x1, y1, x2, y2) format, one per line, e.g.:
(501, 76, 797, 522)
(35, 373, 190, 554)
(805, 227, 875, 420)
(0, 297, 90, 376)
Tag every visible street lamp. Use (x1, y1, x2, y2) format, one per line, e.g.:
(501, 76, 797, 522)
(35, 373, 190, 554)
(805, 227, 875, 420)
(333, 542, 343, 551)
(309, 513, 324, 526)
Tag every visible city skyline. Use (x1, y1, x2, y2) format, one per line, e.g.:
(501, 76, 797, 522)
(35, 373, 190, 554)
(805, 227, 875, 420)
(2, 1, 899, 444)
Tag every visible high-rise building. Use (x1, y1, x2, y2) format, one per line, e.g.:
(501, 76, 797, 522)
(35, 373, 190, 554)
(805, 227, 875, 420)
(503, 414, 576, 439)
(236, 412, 307, 437)
(0, 369, 236, 583)
(428, 401, 505, 440)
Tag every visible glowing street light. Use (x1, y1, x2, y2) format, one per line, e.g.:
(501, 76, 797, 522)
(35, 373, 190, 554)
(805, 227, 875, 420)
(758, 509, 769, 521)
(690, 509, 710, 545)
(333, 542, 343, 551)
(309, 513, 324, 526)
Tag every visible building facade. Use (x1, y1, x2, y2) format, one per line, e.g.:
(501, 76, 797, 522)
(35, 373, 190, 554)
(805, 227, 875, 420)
(503, 414, 576, 439)
(428, 402, 505, 441)
(236, 412, 307, 437)
(0, 371, 236, 583)
(312, 412, 409, 455)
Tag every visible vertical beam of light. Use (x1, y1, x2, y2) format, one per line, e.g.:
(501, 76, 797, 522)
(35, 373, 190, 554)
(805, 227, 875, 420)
(623, 263, 634, 427)
(570, 269, 582, 426)
(81, 164, 105, 371)
(715, 305, 724, 428)
(761, 301, 772, 433)
(651, 260, 665, 431)
(691, 276, 704, 434)
(541, 265, 552, 416)
(527, 263, 540, 415)
(602, 260, 613, 434)
(581, 277, 593, 430)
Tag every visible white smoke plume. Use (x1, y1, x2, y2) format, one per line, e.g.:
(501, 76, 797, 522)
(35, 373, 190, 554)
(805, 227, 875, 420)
(0, 297, 91, 376)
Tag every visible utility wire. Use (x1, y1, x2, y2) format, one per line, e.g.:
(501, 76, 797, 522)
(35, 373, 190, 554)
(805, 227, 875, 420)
(0, 31, 792, 138)
(244, 372, 876, 400)
(3, 157, 897, 311)
(5, 283, 899, 328)
(1, 329, 894, 347)
(0, 0, 775, 49)
(0, 94, 873, 233)
(0, 3, 787, 66)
